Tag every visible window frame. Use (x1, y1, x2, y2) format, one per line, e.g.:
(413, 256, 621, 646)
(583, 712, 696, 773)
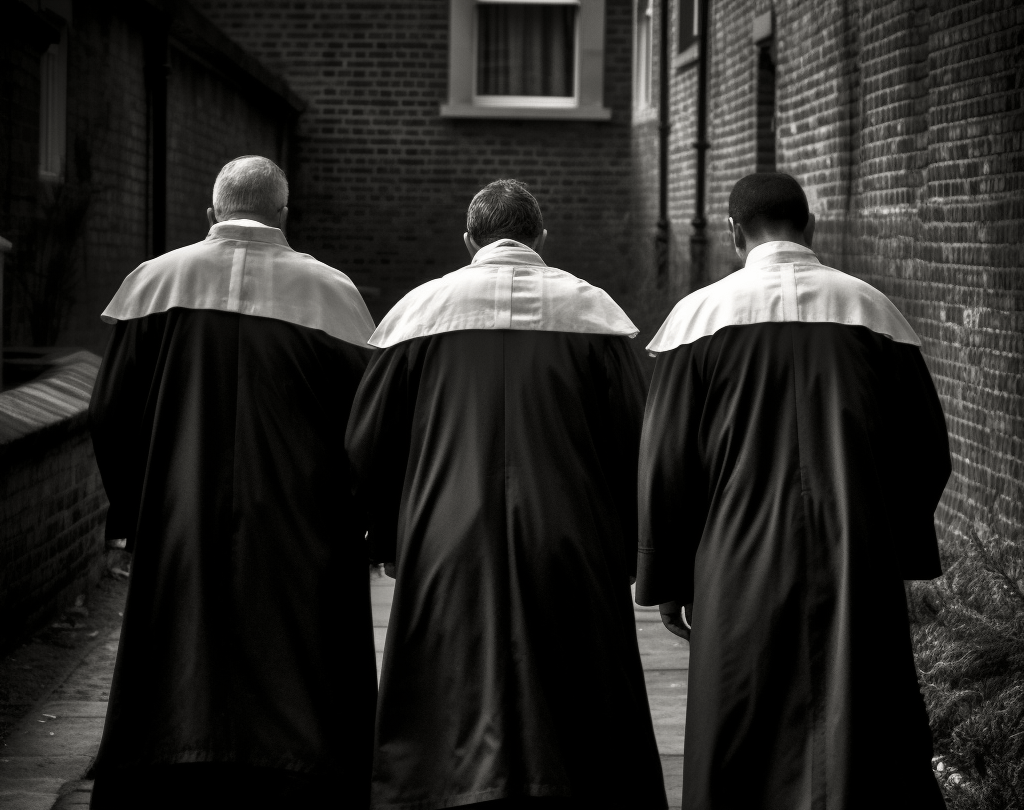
(39, 26, 68, 182)
(633, 0, 655, 116)
(674, 0, 700, 69)
(441, 0, 612, 120)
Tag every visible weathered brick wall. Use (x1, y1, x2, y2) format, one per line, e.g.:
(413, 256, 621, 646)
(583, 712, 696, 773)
(0, 352, 106, 651)
(0, 13, 50, 347)
(56, 5, 150, 353)
(645, 0, 1023, 536)
(165, 44, 288, 254)
(193, 0, 639, 322)
(4, 2, 294, 355)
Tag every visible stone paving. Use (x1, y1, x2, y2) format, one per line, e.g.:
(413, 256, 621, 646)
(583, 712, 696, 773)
(0, 574, 688, 809)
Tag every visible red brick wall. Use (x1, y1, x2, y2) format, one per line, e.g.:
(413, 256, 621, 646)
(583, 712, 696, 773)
(642, 0, 1023, 536)
(3, 2, 293, 354)
(193, 0, 640, 322)
(56, 5, 150, 352)
(165, 44, 289, 255)
(0, 353, 106, 651)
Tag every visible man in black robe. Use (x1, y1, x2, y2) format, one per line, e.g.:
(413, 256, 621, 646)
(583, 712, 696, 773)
(346, 180, 667, 810)
(88, 156, 377, 808)
(636, 173, 950, 809)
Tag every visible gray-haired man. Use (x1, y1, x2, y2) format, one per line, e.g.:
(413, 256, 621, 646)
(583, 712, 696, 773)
(346, 180, 667, 809)
(89, 156, 377, 807)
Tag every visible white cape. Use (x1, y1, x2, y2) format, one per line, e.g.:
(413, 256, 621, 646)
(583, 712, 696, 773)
(370, 240, 637, 348)
(647, 241, 920, 354)
(101, 222, 375, 347)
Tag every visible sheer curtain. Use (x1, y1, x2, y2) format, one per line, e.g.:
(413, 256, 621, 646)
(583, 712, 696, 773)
(477, 3, 577, 97)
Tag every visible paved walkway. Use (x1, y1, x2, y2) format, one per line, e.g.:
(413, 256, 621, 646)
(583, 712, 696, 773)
(0, 574, 687, 808)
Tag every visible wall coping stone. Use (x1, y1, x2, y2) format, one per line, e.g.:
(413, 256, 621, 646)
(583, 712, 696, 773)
(0, 350, 100, 463)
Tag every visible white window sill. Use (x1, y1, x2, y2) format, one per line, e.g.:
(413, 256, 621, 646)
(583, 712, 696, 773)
(674, 42, 700, 70)
(439, 103, 613, 121)
(632, 105, 659, 124)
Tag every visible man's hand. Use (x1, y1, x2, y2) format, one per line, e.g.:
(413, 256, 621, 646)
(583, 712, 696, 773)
(659, 600, 692, 641)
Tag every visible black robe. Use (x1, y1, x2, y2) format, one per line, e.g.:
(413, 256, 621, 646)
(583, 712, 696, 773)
(636, 320, 950, 810)
(89, 309, 375, 799)
(346, 330, 667, 810)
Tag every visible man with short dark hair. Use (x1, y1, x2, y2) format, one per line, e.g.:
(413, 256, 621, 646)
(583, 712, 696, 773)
(636, 172, 950, 809)
(89, 156, 377, 808)
(347, 180, 667, 809)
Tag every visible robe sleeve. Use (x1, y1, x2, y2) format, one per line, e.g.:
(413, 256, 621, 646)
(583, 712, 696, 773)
(635, 343, 708, 606)
(886, 343, 951, 580)
(344, 345, 413, 566)
(88, 315, 163, 549)
(601, 338, 648, 579)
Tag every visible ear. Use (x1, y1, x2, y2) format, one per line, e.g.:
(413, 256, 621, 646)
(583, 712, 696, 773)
(729, 217, 746, 259)
(464, 232, 481, 259)
(532, 229, 547, 255)
(803, 212, 815, 248)
(207, 208, 218, 227)
(279, 205, 289, 234)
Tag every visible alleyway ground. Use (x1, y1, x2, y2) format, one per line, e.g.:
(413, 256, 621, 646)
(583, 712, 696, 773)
(0, 572, 687, 808)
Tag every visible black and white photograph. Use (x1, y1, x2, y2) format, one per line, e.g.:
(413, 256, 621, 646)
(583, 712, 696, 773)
(0, 1, 1021, 808)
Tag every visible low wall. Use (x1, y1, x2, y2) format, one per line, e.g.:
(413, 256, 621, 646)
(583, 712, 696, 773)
(0, 350, 107, 651)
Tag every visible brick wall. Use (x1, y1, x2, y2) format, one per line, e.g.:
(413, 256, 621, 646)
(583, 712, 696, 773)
(641, 0, 1023, 536)
(165, 44, 289, 255)
(1, 1, 296, 354)
(0, 352, 106, 651)
(55, 4, 150, 352)
(193, 0, 640, 323)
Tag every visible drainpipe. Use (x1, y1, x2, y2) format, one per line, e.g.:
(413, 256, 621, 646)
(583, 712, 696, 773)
(146, 29, 169, 258)
(655, 0, 671, 286)
(690, 0, 710, 287)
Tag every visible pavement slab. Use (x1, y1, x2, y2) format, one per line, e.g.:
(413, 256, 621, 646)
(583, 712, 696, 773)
(1, 572, 689, 807)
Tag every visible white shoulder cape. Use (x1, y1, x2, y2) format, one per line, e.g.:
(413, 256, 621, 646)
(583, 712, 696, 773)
(101, 222, 375, 347)
(647, 241, 920, 354)
(370, 240, 637, 348)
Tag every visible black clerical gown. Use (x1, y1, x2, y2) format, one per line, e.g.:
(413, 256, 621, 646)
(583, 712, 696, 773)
(346, 240, 667, 809)
(88, 222, 377, 802)
(636, 241, 950, 810)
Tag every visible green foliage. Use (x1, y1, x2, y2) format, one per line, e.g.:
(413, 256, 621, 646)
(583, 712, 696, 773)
(907, 520, 1024, 810)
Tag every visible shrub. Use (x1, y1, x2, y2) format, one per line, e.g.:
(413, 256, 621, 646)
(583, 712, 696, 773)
(907, 519, 1024, 809)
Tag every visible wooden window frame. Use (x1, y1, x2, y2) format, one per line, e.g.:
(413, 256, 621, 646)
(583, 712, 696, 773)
(441, 0, 612, 121)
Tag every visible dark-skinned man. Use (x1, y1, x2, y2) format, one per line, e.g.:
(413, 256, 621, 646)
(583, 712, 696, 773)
(636, 172, 950, 810)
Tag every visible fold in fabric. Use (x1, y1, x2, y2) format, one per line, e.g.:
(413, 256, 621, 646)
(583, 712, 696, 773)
(370, 240, 638, 348)
(647, 241, 920, 353)
(101, 222, 375, 348)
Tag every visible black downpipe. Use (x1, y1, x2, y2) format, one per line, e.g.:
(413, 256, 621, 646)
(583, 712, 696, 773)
(690, 0, 710, 287)
(655, 0, 671, 286)
(146, 29, 169, 259)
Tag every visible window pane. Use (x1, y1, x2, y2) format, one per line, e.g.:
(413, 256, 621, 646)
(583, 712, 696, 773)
(477, 4, 577, 97)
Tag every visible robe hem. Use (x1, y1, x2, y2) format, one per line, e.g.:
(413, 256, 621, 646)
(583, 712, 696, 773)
(371, 783, 573, 810)
(92, 748, 325, 776)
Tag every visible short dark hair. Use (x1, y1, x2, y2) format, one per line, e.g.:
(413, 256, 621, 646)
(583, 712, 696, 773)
(466, 179, 544, 246)
(728, 173, 809, 233)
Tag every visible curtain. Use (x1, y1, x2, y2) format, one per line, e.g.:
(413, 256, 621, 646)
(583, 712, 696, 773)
(477, 4, 577, 97)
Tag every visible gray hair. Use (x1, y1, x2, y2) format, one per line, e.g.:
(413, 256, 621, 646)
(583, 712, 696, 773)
(212, 156, 289, 220)
(466, 179, 543, 246)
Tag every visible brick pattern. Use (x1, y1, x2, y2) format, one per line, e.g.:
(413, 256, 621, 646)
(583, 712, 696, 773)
(165, 45, 287, 254)
(637, 0, 1023, 536)
(2, 3, 292, 354)
(0, 354, 107, 651)
(193, 0, 640, 321)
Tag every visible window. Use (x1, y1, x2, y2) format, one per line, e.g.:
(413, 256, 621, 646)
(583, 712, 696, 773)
(441, 0, 611, 120)
(634, 0, 654, 112)
(678, 0, 699, 57)
(753, 12, 776, 172)
(39, 26, 68, 181)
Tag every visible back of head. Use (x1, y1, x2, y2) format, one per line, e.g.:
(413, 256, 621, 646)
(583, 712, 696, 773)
(212, 156, 289, 221)
(728, 173, 809, 235)
(467, 179, 544, 247)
